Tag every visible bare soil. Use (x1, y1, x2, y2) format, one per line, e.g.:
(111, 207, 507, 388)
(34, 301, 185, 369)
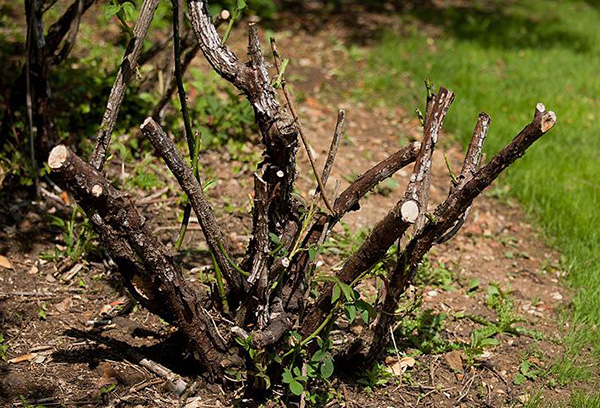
(0, 3, 571, 407)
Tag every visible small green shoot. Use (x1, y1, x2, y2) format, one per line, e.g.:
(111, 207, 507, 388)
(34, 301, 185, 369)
(37, 302, 47, 321)
(0, 333, 8, 361)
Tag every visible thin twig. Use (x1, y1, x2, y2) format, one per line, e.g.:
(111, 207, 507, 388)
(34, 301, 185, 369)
(321, 108, 345, 188)
(25, 0, 38, 191)
(90, 0, 160, 170)
(270, 37, 334, 214)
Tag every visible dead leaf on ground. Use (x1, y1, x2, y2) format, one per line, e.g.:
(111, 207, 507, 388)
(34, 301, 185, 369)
(0, 255, 14, 270)
(96, 362, 119, 388)
(55, 297, 72, 313)
(386, 356, 416, 376)
(444, 350, 464, 373)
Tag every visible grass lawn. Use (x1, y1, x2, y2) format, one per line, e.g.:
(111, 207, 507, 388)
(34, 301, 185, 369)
(355, 0, 600, 386)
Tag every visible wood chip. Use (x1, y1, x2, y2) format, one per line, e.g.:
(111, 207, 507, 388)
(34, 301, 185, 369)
(8, 353, 36, 364)
(0, 255, 13, 270)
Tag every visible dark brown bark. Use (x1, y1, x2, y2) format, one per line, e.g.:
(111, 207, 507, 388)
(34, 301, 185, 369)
(362, 103, 556, 363)
(90, 0, 160, 171)
(186, 0, 299, 237)
(140, 118, 245, 297)
(48, 145, 242, 380)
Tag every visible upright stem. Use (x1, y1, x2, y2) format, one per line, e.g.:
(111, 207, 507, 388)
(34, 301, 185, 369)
(171, 0, 200, 250)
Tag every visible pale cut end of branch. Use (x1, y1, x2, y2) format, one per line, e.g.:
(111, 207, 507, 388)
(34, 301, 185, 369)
(220, 9, 230, 20)
(141, 116, 154, 129)
(541, 111, 557, 133)
(533, 103, 557, 132)
(48, 145, 68, 169)
(536, 102, 546, 114)
(401, 200, 419, 223)
(91, 184, 103, 197)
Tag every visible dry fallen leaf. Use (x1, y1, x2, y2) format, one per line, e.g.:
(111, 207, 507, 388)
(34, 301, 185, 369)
(387, 356, 416, 376)
(0, 255, 13, 270)
(8, 353, 36, 364)
(96, 362, 119, 388)
(60, 191, 71, 205)
(444, 350, 464, 373)
(55, 297, 72, 313)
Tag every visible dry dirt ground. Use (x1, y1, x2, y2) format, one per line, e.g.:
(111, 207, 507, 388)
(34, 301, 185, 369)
(0, 4, 571, 408)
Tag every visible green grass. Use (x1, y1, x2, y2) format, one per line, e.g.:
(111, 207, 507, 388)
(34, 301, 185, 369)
(354, 0, 600, 382)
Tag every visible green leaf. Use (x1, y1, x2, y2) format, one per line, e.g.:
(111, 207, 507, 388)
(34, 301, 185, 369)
(105, 4, 121, 20)
(282, 369, 293, 384)
(203, 179, 217, 192)
(320, 358, 334, 379)
(355, 299, 377, 324)
(487, 283, 501, 298)
(331, 284, 341, 304)
(468, 278, 480, 292)
(311, 350, 326, 362)
(269, 232, 281, 245)
(345, 304, 357, 324)
(289, 379, 303, 396)
(340, 282, 355, 302)
(120, 1, 135, 20)
(293, 366, 302, 377)
(513, 373, 526, 385)
(479, 337, 500, 347)
(308, 246, 317, 261)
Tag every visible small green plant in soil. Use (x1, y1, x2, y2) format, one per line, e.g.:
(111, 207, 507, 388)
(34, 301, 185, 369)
(42, 206, 98, 263)
(513, 359, 543, 385)
(37, 302, 47, 321)
(358, 362, 394, 393)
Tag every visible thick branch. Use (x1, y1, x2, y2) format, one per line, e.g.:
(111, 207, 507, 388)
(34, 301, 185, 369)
(48, 145, 242, 379)
(187, 0, 299, 237)
(90, 0, 160, 171)
(140, 118, 244, 296)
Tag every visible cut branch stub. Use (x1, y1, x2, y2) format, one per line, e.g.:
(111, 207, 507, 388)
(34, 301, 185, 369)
(409, 87, 455, 230)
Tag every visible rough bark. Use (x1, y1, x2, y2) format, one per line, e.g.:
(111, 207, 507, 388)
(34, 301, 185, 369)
(48, 145, 242, 380)
(140, 118, 244, 297)
(186, 0, 299, 237)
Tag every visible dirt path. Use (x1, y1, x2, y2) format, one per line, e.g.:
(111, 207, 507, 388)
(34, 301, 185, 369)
(0, 8, 570, 408)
